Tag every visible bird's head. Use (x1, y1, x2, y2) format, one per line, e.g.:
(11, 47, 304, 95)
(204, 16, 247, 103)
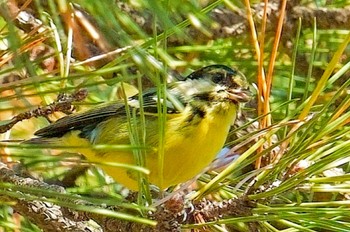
(171, 65, 251, 107)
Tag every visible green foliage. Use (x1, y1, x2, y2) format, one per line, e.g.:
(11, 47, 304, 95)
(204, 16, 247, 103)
(0, 0, 350, 231)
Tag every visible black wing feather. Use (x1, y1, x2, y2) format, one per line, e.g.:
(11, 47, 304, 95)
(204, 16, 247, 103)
(34, 103, 126, 138)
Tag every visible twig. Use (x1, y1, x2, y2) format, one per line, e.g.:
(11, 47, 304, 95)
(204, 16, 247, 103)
(0, 88, 88, 134)
(0, 162, 101, 232)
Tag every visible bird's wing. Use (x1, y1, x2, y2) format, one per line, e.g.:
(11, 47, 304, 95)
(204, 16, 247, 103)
(34, 86, 185, 138)
(34, 103, 126, 138)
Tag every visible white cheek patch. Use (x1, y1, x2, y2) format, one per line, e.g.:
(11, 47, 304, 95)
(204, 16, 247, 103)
(215, 84, 226, 92)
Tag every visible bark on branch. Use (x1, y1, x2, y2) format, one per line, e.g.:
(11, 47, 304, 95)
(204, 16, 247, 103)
(0, 162, 255, 231)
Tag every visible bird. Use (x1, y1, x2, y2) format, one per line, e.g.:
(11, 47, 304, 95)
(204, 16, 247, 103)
(27, 65, 250, 191)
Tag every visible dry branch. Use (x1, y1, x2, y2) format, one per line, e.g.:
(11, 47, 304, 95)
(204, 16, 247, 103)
(0, 161, 255, 231)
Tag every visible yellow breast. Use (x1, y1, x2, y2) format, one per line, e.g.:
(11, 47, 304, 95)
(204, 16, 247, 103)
(148, 102, 237, 189)
(63, 102, 237, 191)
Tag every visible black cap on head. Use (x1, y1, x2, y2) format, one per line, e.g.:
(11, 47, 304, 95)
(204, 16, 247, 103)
(185, 65, 248, 91)
(186, 65, 237, 80)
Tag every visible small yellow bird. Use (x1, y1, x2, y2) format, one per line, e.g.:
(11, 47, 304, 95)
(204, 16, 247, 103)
(28, 65, 250, 191)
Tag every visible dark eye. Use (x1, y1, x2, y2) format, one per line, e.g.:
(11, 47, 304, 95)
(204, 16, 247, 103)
(212, 73, 223, 83)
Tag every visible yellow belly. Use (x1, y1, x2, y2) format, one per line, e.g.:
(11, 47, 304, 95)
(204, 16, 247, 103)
(62, 102, 237, 191)
(148, 104, 237, 189)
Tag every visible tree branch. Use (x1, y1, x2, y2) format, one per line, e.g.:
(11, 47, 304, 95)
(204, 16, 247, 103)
(0, 161, 255, 231)
(0, 162, 100, 232)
